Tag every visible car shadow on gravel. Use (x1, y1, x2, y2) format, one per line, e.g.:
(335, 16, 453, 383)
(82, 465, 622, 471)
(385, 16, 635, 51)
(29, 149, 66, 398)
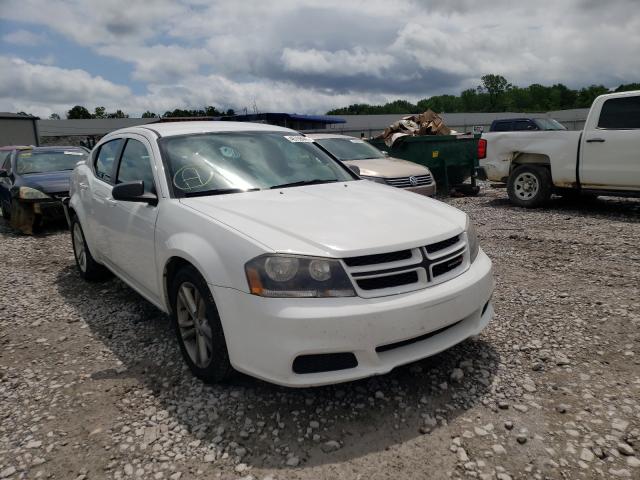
(55, 265, 499, 469)
(484, 195, 640, 222)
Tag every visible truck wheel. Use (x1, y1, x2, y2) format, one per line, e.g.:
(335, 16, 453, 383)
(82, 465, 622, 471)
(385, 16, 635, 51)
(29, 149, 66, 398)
(70, 216, 111, 281)
(170, 265, 233, 384)
(507, 165, 552, 208)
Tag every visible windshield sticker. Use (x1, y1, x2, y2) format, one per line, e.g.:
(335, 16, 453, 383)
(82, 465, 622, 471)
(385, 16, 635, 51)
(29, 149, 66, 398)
(173, 165, 214, 191)
(20, 152, 32, 157)
(219, 146, 240, 159)
(284, 135, 314, 143)
(64, 151, 85, 155)
(349, 139, 365, 143)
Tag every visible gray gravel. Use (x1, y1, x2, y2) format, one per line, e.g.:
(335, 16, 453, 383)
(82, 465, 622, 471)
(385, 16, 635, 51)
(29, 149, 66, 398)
(1, 187, 639, 480)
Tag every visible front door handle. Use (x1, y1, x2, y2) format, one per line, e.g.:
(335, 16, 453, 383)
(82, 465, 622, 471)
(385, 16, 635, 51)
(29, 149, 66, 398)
(105, 197, 117, 207)
(78, 182, 88, 190)
(586, 138, 605, 143)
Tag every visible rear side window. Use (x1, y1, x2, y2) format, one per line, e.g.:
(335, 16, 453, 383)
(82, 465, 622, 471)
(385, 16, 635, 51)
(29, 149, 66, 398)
(493, 121, 512, 132)
(94, 139, 123, 182)
(116, 139, 156, 193)
(598, 96, 640, 129)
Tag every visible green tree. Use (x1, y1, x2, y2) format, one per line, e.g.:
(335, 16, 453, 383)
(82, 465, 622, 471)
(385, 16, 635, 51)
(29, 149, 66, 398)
(49, 113, 61, 119)
(141, 111, 158, 118)
(576, 85, 609, 108)
(478, 74, 512, 111)
(107, 109, 128, 118)
(93, 106, 106, 119)
(614, 83, 640, 92)
(67, 105, 92, 119)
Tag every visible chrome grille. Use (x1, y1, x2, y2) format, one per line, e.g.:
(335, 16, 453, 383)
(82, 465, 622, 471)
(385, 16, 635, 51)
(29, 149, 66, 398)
(342, 234, 468, 298)
(385, 174, 433, 188)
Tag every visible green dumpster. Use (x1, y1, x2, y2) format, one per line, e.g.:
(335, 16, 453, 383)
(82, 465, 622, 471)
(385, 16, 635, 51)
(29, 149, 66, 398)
(368, 134, 480, 195)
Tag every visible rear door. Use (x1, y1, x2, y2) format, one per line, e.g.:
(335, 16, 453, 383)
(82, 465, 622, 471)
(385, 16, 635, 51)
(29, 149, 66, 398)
(580, 95, 640, 190)
(105, 135, 160, 300)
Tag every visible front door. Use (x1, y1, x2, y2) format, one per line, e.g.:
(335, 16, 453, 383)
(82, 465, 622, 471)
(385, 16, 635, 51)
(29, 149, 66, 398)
(105, 135, 160, 300)
(580, 95, 640, 190)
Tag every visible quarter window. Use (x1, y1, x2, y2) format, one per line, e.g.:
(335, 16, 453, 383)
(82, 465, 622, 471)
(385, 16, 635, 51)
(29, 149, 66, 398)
(94, 139, 123, 182)
(598, 96, 640, 129)
(116, 139, 156, 193)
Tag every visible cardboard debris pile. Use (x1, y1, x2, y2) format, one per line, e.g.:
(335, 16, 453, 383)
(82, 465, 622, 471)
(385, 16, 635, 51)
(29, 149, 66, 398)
(376, 110, 455, 147)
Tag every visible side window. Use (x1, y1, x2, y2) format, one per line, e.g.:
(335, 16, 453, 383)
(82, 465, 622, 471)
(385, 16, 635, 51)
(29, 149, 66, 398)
(513, 121, 531, 131)
(494, 121, 511, 132)
(116, 139, 156, 193)
(598, 96, 640, 129)
(1, 152, 11, 172)
(95, 139, 123, 182)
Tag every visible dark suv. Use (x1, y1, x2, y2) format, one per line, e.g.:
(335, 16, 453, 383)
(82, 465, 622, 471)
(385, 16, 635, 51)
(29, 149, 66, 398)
(489, 118, 567, 132)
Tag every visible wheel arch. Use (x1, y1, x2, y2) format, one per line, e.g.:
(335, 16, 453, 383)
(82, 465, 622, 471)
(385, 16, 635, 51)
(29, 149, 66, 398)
(511, 153, 551, 173)
(162, 255, 217, 315)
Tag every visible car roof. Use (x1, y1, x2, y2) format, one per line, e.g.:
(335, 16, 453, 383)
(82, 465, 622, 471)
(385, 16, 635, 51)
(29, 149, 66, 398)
(118, 121, 298, 138)
(306, 133, 357, 140)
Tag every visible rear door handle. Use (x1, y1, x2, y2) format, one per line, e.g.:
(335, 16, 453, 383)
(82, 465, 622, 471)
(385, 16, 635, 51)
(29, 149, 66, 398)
(78, 182, 88, 190)
(586, 138, 605, 143)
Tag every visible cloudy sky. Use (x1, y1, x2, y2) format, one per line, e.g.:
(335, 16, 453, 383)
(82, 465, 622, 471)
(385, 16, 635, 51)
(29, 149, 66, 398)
(0, 0, 638, 117)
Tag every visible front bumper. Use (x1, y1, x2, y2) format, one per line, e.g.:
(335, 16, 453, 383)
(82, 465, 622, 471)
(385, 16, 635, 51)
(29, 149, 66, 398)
(405, 182, 437, 197)
(213, 249, 494, 387)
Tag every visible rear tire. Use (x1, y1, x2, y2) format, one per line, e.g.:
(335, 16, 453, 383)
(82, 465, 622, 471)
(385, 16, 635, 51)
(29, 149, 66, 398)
(70, 215, 111, 281)
(507, 165, 552, 208)
(169, 265, 233, 384)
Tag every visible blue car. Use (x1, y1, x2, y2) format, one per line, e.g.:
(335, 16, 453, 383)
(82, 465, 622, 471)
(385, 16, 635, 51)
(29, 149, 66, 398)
(0, 146, 88, 234)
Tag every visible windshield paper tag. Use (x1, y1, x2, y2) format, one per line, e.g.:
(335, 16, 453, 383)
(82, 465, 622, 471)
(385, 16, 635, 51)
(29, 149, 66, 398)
(284, 135, 314, 143)
(349, 139, 365, 143)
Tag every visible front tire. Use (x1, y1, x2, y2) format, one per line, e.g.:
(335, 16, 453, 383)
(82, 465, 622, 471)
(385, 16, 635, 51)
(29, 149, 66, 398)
(507, 165, 552, 208)
(170, 265, 233, 384)
(70, 216, 111, 281)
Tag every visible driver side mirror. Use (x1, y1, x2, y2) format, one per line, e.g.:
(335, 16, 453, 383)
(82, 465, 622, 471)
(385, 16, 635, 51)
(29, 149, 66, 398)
(0, 169, 8, 178)
(112, 181, 158, 206)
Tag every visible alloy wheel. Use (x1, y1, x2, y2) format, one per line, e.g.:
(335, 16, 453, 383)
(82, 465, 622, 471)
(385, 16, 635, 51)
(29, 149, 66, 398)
(176, 282, 213, 368)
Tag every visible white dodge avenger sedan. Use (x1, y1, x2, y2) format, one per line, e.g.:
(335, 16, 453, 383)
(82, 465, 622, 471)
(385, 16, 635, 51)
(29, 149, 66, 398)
(66, 121, 494, 387)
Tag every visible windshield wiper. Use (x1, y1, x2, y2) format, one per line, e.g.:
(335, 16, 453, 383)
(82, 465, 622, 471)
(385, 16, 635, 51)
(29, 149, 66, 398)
(270, 179, 339, 189)
(183, 188, 260, 197)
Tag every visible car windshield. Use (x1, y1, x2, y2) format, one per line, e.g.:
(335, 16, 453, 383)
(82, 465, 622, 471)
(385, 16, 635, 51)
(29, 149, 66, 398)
(534, 118, 567, 130)
(160, 132, 354, 196)
(16, 149, 87, 174)
(314, 137, 384, 161)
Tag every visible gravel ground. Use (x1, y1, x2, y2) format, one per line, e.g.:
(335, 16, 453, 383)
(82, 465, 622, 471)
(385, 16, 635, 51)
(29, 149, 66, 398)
(1, 187, 639, 480)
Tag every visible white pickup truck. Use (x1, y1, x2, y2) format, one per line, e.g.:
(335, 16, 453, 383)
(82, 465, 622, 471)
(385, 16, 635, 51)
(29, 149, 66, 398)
(479, 90, 640, 207)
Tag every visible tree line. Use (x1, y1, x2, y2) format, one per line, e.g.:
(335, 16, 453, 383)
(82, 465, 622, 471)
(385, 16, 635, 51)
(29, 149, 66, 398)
(327, 75, 640, 115)
(57, 105, 236, 120)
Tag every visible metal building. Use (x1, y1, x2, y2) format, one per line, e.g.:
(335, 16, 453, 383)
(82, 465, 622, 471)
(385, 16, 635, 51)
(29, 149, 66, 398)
(0, 113, 40, 147)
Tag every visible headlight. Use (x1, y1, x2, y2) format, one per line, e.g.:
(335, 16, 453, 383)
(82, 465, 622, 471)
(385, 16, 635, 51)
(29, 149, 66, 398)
(360, 176, 387, 185)
(466, 217, 480, 263)
(15, 186, 51, 200)
(245, 255, 355, 298)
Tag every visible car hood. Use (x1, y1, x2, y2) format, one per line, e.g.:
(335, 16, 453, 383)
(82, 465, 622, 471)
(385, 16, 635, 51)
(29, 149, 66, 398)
(18, 170, 72, 194)
(179, 180, 466, 258)
(343, 157, 429, 178)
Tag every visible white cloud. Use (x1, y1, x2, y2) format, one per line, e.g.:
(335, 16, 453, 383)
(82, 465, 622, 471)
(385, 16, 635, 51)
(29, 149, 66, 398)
(281, 47, 395, 78)
(3, 29, 46, 46)
(0, 0, 639, 117)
